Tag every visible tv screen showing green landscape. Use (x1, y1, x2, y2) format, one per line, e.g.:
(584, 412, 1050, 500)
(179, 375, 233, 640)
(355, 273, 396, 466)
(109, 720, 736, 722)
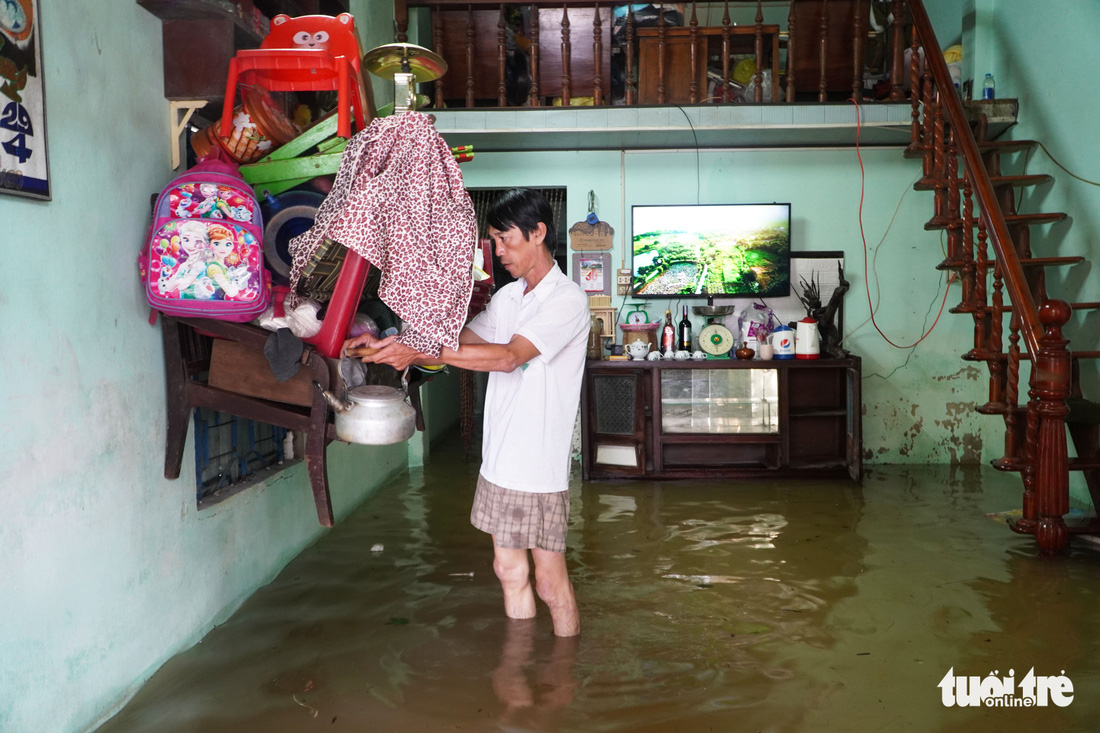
(631, 203, 791, 298)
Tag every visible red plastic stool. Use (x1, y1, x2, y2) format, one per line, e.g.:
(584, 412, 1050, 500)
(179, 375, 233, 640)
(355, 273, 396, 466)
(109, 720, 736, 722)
(220, 14, 368, 142)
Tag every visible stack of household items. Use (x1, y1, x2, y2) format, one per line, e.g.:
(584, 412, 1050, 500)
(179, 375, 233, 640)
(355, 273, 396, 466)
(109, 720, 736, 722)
(137, 13, 487, 526)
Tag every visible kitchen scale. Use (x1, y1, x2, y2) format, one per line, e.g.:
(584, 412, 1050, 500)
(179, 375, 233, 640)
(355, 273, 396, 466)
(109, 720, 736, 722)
(624, 303, 650, 325)
(620, 303, 659, 352)
(693, 302, 736, 357)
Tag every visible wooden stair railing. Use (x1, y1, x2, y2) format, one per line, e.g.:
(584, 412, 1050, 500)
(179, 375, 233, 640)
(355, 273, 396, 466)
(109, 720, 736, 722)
(906, 0, 1098, 554)
(393, 0, 913, 108)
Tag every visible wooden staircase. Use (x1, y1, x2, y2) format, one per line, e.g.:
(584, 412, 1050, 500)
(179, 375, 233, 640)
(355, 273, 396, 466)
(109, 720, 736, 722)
(907, 0, 1100, 554)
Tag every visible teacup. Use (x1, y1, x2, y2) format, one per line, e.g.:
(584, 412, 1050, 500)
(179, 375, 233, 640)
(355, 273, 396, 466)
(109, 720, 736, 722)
(757, 343, 775, 361)
(691, 350, 706, 360)
(646, 351, 662, 361)
(674, 350, 690, 361)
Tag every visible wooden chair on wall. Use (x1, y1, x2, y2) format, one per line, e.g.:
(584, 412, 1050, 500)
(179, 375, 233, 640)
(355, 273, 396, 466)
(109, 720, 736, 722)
(161, 315, 342, 526)
(160, 274, 493, 528)
(786, 0, 871, 102)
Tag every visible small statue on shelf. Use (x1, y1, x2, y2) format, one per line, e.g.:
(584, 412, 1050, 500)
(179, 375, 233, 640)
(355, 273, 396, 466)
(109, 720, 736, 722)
(795, 262, 850, 359)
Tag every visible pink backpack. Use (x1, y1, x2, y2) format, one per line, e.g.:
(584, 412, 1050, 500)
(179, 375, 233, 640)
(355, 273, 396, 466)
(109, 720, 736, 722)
(139, 151, 270, 322)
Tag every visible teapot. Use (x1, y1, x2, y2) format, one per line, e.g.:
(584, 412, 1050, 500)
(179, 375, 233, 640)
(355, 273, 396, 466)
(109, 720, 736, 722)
(626, 340, 651, 360)
(319, 383, 417, 445)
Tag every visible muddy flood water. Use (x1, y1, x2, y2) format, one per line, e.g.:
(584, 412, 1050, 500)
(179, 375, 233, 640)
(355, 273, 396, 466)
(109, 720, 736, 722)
(98, 441, 1100, 733)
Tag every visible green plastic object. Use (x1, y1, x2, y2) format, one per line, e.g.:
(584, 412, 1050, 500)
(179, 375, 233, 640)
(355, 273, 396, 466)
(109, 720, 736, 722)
(240, 114, 346, 196)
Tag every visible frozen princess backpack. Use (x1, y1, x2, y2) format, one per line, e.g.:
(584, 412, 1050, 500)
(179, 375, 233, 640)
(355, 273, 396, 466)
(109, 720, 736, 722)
(139, 149, 270, 322)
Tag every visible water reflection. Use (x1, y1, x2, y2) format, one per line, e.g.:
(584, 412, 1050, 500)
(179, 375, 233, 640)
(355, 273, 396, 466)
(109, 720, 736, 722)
(491, 619, 580, 731)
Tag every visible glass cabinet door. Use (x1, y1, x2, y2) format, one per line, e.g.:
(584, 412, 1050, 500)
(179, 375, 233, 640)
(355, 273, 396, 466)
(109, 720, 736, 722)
(660, 368, 778, 434)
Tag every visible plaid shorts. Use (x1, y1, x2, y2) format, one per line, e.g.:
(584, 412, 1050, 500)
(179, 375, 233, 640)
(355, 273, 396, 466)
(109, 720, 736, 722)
(470, 474, 570, 553)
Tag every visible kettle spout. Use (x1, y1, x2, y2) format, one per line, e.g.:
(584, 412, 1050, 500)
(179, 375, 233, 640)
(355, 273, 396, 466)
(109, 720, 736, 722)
(315, 382, 353, 412)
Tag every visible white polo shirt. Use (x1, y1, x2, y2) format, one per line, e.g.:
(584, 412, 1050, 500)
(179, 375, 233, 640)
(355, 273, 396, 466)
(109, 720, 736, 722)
(466, 264, 590, 493)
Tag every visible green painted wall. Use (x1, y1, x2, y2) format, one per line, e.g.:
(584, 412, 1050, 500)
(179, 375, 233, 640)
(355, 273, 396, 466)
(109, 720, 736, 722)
(0, 3, 410, 732)
(350, 0, 397, 110)
(989, 0, 1100, 507)
(461, 147, 991, 465)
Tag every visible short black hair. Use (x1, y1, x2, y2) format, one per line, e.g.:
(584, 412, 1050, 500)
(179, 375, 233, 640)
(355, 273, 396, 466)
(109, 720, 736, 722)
(486, 188, 557, 254)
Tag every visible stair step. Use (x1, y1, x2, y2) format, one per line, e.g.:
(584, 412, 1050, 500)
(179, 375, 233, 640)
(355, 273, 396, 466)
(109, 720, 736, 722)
(1070, 457, 1100, 471)
(952, 302, 1100, 314)
(976, 401, 1027, 416)
(991, 456, 1025, 472)
(915, 174, 1052, 191)
(990, 174, 1053, 188)
(1019, 256, 1084, 267)
(939, 255, 1084, 269)
(904, 140, 1039, 161)
(925, 211, 1068, 230)
(1067, 397, 1100, 426)
(1005, 212, 1068, 226)
(961, 350, 1100, 364)
(978, 140, 1039, 153)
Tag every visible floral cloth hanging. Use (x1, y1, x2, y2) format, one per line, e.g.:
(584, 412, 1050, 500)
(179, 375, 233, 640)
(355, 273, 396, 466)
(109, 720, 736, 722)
(288, 112, 477, 357)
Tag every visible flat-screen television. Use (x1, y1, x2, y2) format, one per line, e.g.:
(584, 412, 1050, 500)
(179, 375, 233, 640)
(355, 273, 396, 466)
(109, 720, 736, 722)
(631, 203, 791, 298)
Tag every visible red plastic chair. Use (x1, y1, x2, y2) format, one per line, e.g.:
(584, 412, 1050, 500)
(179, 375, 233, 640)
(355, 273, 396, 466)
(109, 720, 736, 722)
(302, 251, 370, 358)
(306, 238, 489, 359)
(221, 13, 368, 141)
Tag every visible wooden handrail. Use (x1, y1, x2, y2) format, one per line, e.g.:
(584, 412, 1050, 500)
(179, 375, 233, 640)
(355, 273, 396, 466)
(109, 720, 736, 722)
(906, 1, 1044, 357)
(908, 0, 1074, 554)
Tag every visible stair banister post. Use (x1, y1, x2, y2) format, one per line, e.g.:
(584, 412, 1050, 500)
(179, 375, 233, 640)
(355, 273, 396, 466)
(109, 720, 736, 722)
(396, 0, 409, 42)
(1031, 299, 1072, 555)
(889, 0, 905, 100)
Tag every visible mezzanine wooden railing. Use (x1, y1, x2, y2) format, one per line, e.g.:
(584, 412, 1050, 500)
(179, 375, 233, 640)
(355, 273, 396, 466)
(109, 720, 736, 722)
(393, 0, 914, 108)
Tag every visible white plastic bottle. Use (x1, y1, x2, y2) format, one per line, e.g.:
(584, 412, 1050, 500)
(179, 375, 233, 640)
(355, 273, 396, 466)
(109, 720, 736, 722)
(982, 73, 995, 100)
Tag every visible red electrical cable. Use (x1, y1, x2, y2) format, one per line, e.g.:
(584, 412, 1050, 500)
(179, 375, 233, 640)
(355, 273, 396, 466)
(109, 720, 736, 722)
(850, 97, 955, 349)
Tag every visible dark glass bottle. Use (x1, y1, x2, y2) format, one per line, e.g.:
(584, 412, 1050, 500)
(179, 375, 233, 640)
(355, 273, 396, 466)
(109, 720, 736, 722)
(662, 310, 675, 354)
(678, 305, 692, 352)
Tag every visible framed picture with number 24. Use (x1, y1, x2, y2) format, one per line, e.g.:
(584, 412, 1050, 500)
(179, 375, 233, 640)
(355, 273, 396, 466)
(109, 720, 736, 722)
(1, 0, 51, 200)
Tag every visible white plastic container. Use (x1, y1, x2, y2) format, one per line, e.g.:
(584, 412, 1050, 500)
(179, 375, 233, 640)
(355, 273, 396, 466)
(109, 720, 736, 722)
(772, 325, 795, 360)
(795, 317, 820, 360)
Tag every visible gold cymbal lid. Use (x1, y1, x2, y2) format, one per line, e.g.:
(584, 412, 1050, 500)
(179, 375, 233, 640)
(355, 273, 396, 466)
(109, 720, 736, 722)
(362, 43, 447, 83)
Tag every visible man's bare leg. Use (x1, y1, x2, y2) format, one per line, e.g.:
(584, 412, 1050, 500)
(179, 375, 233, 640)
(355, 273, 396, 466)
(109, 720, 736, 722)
(532, 548, 579, 637)
(492, 543, 536, 619)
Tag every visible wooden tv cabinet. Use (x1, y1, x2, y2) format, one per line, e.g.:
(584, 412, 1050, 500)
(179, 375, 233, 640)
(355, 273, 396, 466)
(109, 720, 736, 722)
(581, 357, 862, 481)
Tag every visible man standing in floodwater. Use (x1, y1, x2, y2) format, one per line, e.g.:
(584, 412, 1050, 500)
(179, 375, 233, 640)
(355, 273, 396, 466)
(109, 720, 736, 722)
(344, 188, 590, 636)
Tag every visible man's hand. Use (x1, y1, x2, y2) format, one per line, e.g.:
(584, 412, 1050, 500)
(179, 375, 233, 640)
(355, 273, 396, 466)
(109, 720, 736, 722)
(362, 340, 429, 371)
(341, 331, 392, 358)
(343, 332, 432, 371)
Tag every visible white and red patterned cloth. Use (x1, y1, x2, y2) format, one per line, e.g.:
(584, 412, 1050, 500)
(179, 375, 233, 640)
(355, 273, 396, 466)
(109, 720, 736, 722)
(288, 112, 477, 356)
